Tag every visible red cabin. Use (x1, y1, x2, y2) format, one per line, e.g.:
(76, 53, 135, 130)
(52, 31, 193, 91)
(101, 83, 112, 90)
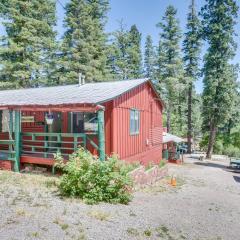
(0, 79, 164, 171)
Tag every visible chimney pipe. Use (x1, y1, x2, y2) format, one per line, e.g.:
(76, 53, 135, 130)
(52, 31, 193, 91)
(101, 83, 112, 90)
(78, 72, 85, 86)
(78, 72, 82, 86)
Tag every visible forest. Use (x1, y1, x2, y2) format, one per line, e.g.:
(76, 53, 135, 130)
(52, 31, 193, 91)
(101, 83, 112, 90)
(0, 0, 239, 159)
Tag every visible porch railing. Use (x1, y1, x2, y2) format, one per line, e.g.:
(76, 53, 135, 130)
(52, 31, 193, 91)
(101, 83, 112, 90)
(0, 139, 16, 161)
(21, 132, 89, 158)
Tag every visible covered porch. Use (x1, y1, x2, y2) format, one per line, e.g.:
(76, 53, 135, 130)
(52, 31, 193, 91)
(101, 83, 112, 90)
(0, 104, 105, 172)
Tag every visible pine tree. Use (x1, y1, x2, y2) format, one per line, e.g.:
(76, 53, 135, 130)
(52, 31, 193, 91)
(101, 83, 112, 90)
(144, 35, 156, 79)
(157, 5, 184, 133)
(0, 0, 57, 88)
(128, 25, 142, 78)
(183, 0, 201, 153)
(201, 0, 238, 159)
(59, 0, 110, 84)
(109, 22, 131, 80)
(109, 23, 142, 80)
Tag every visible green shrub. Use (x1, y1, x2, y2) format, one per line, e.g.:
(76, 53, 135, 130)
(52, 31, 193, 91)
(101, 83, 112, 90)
(223, 145, 240, 158)
(54, 148, 133, 204)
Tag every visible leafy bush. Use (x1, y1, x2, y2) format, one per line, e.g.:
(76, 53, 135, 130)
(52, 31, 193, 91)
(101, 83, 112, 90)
(54, 148, 133, 204)
(213, 139, 224, 155)
(222, 145, 240, 158)
(159, 160, 167, 168)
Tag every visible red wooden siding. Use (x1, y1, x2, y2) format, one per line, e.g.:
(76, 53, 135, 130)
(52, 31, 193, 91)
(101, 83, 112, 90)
(0, 81, 163, 167)
(110, 82, 163, 165)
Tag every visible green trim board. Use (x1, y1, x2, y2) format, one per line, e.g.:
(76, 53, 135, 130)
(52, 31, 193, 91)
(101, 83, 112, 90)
(14, 110, 21, 172)
(97, 110, 105, 161)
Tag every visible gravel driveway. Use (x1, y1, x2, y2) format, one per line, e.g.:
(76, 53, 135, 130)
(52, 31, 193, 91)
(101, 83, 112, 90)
(0, 156, 239, 240)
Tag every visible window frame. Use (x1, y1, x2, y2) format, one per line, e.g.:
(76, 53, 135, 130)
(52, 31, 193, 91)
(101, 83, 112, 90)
(130, 108, 140, 135)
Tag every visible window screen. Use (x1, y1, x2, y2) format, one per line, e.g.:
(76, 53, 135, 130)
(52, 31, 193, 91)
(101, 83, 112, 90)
(130, 109, 140, 135)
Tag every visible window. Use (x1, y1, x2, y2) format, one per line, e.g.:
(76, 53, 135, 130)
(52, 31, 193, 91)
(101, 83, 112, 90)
(68, 112, 98, 133)
(0, 110, 15, 133)
(130, 109, 140, 135)
(69, 112, 84, 133)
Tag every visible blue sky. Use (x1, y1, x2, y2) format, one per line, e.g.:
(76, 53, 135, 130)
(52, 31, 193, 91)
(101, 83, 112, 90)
(1, 0, 240, 93)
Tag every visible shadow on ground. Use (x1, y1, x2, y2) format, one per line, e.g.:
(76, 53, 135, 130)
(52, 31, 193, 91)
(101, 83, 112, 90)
(233, 175, 240, 183)
(194, 162, 226, 169)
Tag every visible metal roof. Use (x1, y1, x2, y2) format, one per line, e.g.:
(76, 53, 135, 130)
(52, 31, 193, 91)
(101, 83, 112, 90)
(163, 132, 184, 144)
(0, 78, 150, 107)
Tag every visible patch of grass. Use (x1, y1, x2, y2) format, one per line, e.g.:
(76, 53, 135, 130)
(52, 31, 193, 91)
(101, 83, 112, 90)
(60, 223, 69, 231)
(75, 234, 87, 240)
(45, 179, 58, 188)
(53, 217, 69, 230)
(16, 208, 26, 216)
(87, 210, 111, 221)
(143, 229, 152, 237)
(156, 225, 173, 239)
(27, 232, 39, 238)
(179, 234, 187, 239)
(159, 160, 167, 168)
(126, 227, 139, 236)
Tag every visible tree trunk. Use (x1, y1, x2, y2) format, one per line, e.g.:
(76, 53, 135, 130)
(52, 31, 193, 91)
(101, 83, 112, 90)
(206, 122, 217, 159)
(167, 105, 171, 133)
(187, 83, 192, 153)
(178, 93, 183, 133)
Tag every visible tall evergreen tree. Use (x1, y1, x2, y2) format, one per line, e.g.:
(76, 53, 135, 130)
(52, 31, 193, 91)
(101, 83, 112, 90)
(157, 5, 184, 133)
(0, 0, 57, 88)
(109, 23, 142, 80)
(128, 25, 142, 78)
(144, 35, 156, 79)
(109, 22, 131, 80)
(59, 0, 109, 84)
(201, 0, 238, 159)
(183, 0, 201, 153)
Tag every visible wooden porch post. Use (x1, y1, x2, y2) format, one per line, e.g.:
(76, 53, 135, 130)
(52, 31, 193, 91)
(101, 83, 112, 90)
(97, 109, 105, 161)
(9, 110, 13, 136)
(14, 110, 21, 172)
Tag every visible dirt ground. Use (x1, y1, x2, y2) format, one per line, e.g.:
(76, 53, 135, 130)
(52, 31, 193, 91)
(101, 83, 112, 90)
(0, 156, 239, 240)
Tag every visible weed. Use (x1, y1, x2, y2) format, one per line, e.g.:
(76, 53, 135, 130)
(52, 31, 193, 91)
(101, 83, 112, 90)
(143, 229, 152, 237)
(180, 234, 187, 239)
(126, 227, 139, 236)
(27, 232, 39, 238)
(88, 210, 111, 221)
(53, 217, 69, 231)
(45, 179, 58, 188)
(60, 223, 69, 230)
(16, 208, 26, 216)
(159, 160, 167, 168)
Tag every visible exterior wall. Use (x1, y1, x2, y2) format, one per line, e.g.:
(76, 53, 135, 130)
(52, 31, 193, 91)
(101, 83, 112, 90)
(110, 82, 163, 165)
(0, 81, 163, 167)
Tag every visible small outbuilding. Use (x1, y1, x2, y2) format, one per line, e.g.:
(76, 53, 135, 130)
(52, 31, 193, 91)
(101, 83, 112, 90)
(162, 131, 184, 164)
(0, 78, 164, 171)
